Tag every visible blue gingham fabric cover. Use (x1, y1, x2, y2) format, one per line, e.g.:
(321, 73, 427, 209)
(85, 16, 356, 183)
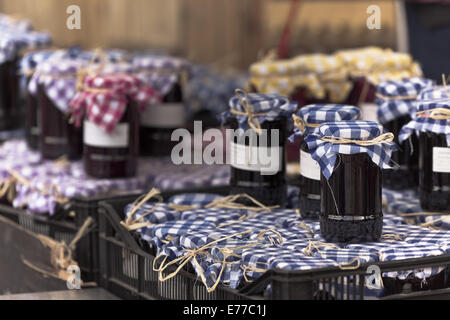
(289, 104, 361, 140)
(185, 64, 248, 115)
(383, 188, 450, 231)
(219, 92, 297, 131)
(305, 121, 398, 179)
(376, 78, 433, 124)
(127, 191, 450, 299)
(399, 89, 450, 146)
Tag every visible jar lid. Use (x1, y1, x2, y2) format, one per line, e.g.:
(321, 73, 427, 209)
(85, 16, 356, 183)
(69, 72, 161, 133)
(375, 77, 433, 124)
(219, 90, 297, 133)
(305, 120, 397, 179)
(289, 104, 360, 139)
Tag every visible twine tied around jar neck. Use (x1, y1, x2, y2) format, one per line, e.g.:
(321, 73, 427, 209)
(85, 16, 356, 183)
(320, 132, 394, 146)
(230, 89, 269, 135)
(292, 114, 321, 133)
(416, 107, 450, 120)
(120, 188, 163, 231)
(75, 48, 111, 93)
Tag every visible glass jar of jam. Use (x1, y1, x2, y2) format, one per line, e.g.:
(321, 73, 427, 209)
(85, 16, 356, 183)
(38, 83, 83, 160)
(305, 121, 396, 243)
(418, 132, 450, 211)
(320, 152, 383, 243)
(0, 57, 21, 131)
(221, 91, 296, 207)
(83, 102, 139, 179)
(382, 114, 419, 189)
(70, 72, 159, 178)
(140, 81, 185, 156)
(291, 104, 361, 220)
(376, 78, 432, 190)
(228, 117, 287, 207)
(25, 73, 40, 150)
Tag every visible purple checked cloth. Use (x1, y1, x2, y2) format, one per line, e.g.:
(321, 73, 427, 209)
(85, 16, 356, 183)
(28, 57, 88, 112)
(0, 141, 230, 215)
(0, 140, 41, 181)
(132, 55, 188, 96)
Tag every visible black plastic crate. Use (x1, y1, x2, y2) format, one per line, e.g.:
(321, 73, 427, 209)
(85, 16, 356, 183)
(98, 189, 450, 300)
(0, 192, 151, 284)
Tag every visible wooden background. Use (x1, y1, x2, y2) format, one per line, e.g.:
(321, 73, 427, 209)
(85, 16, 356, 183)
(0, 0, 396, 69)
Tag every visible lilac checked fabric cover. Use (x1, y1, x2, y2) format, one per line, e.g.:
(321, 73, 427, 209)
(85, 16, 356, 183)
(0, 30, 51, 64)
(133, 55, 188, 97)
(28, 57, 88, 112)
(0, 140, 230, 215)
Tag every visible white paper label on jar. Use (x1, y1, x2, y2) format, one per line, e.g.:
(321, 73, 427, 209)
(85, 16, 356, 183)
(300, 149, 321, 181)
(433, 147, 450, 173)
(229, 141, 282, 175)
(84, 120, 129, 148)
(360, 103, 379, 122)
(140, 103, 186, 128)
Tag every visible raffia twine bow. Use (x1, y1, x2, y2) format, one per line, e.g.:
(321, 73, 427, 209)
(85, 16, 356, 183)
(205, 193, 278, 212)
(320, 132, 394, 146)
(304, 241, 365, 271)
(120, 188, 163, 231)
(292, 114, 320, 133)
(416, 107, 450, 120)
(22, 217, 95, 283)
(153, 229, 255, 292)
(75, 48, 110, 93)
(230, 89, 268, 135)
(6, 168, 69, 206)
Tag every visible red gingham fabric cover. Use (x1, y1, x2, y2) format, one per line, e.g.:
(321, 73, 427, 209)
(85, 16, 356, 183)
(69, 72, 161, 132)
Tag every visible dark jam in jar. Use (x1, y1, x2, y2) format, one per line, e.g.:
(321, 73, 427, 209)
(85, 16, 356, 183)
(418, 132, 450, 212)
(0, 58, 21, 131)
(140, 82, 185, 156)
(382, 114, 419, 190)
(83, 102, 139, 179)
(25, 74, 40, 150)
(38, 84, 83, 160)
(299, 141, 321, 219)
(320, 153, 383, 243)
(229, 117, 287, 207)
